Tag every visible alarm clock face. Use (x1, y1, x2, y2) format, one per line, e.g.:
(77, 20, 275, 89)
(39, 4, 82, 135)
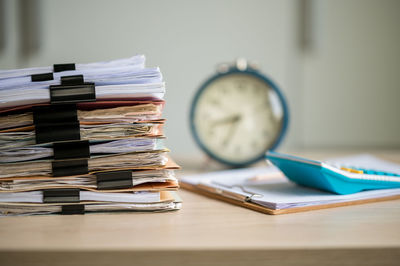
(191, 71, 287, 166)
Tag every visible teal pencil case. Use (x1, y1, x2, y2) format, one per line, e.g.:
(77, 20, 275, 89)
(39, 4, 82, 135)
(266, 151, 400, 195)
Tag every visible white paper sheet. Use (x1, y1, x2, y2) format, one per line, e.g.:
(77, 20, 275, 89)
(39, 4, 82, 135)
(0, 55, 145, 79)
(0, 138, 163, 163)
(0, 66, 162, 90)
(0, 82, 165, 109)
(0, 190, 161, 203)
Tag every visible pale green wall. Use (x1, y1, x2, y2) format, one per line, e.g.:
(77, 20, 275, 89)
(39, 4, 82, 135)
(1, 0, 399, 158)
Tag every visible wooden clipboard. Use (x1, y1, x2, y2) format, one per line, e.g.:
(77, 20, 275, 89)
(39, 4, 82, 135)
(180, 181, 400, 215)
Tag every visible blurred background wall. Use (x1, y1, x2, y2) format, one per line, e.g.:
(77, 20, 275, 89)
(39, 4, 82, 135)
(0, 0, 399, 159)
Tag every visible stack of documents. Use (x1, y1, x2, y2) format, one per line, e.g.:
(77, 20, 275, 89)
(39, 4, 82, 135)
(0, 55, 181, 216)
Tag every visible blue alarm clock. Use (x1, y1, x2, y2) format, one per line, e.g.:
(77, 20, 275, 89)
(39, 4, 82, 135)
(190, 59, 289, 167)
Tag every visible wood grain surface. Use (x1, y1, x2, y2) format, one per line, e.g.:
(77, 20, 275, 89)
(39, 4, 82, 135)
(0, 150, 399, 265)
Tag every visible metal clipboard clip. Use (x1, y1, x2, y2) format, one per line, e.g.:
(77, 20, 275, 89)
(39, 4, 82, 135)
(209, 181, 263, 202)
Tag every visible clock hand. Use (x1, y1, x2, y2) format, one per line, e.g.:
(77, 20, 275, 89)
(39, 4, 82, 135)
(221, 115, 242, 146)
(209, 115, 241, 128)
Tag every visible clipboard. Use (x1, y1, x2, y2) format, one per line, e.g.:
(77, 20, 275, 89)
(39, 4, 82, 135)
(180, 155, 400, 215)
(180, 181, 400, 215)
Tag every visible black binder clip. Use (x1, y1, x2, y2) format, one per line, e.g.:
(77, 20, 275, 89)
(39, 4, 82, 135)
(53, 63, 76, 72)
(51, 159, 89, 177)
(50, 140, 90, 177)
(35, 121, 80, 144)
(43, 188, 80, 203)
(53, 140, 90, 160)
(96, 170, 133, 190)
(31, 72, 54, 82)
(49, 74, 96, 104)
(61, 204, 85, 215)
(33, 104, 80, 144)
(33, 104, 78, 124)
(60, 75, 84, 85)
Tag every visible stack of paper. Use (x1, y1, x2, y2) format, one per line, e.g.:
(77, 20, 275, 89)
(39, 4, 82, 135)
(0, 55, 181, 216)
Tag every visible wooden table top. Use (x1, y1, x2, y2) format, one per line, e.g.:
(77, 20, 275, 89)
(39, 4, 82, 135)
(0, 150, 400, 266)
